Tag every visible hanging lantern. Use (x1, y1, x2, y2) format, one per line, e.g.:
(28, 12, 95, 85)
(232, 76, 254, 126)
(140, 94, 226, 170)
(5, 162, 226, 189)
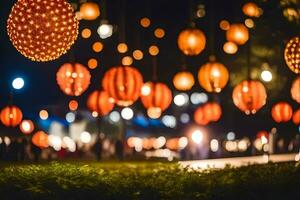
(194, 106, 209, 125)
(7, 0, 79, 62)
(0, 106, 23, 127)
(271, 102, 293, 123)
(56, 63, 91, 96)
(223, 42, 238, 54)
(141, 82, 172, 113)
(194, 102, 222, 125)
(292, 108, 300, 125)
(173, 71, 195, 91)
(242, 2, 261, 17)
(19, 120, 34, 135)
(177, 28, 206, 56)
(80, 2, 100, 20)
(87, 90, 115, 117)
(226, 23, 249, 45)
(198, 59, 229, 93)
(102, 66, 143, 107)
(291, 76, 300, 103)
(32, 131, 49, 149)
(232, 80, 267, 115)
(69, 100, 78, 111)
(284, 36, 300, 74)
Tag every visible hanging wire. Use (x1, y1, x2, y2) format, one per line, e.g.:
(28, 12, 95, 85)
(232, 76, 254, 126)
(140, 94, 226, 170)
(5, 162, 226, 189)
(247, 33, 251, 80)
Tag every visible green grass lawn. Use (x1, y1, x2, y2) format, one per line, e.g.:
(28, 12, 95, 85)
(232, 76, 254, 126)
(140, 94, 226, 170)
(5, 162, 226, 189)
(0, 161, 299, 200)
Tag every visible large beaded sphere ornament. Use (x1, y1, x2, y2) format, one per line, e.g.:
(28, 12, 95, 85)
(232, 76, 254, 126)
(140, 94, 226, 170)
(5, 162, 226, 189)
(284, 36, 300, 74)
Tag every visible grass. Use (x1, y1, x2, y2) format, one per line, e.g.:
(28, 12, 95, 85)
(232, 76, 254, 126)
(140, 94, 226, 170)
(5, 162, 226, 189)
(0, 161, 299, 200)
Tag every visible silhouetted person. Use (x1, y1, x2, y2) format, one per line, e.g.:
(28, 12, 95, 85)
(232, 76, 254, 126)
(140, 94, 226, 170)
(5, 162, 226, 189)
(115, 139, 124, 161)
(31, 143, 41, 162)
(93, 138, 103, 161)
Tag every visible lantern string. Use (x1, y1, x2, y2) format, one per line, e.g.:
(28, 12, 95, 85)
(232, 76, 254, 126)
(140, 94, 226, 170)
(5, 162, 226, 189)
(189, 0, 195, 26)
(101, 0, 107, 20)
(209, 0, 215, 56)
(247, 33, 251, 80)
(119, 0, 126, 43)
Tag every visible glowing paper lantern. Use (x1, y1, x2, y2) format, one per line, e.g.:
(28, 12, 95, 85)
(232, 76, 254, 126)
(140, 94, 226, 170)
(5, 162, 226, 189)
(56, 63, 91, 96)
(154, 28, 165, 38)
(285, 37, 300, 74)
(292, 108, 300, 125)
(291, 76, 300, 103)
(198, 60, 229, 93)
(81, 28, 92, 39)
(226, 23, 249, 45)
(88, 58, 98, 69)
(232, 80, 267, 115)
(117, 43, 128, 53)
(0, 106, 23, 127)
(133, 50, 144, 60)
(271, 102, 293, 123)
(32, 131, 49, 149)
(194, 102, 222, 125)
(141, 82, 172, 114)
(177, 28, 206, 56)
(69, 100, 78, 111)
(19, 120, 34, 135)
(102, 66, 143, 106)
(87, 90, 115, 117)
(173, 71, 195, 91)
(223, 42, 238, 54)
(80, 2, 100, 20)
(149, 45, 159, 56)
(122, 56, 133, 66)
(242, 2, 260, 17)
(7, 0, 79, 62)
(140, 17, 151, 28)
(92, 42, 103, 52)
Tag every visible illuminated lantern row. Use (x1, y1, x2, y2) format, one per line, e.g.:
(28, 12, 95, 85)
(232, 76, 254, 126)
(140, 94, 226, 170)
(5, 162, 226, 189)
(177, 28, 206, 56)
(79, 2, 100, 20)
(232, 80, 267, 115)
(242, 2, 261, 18)
(102, 66, 143, 107)
(293, 108, 300, 125)
(173, 71, 195, 91)
(87, 90, 115, 117)
(56, 63, 91, 96)
(0, 106, 23, 127)
(7, 0, 79, 62)
(198, 59, 229, 93)
(141, 82, 172, 119)
(271, 102, 293, 123)
(284, 36, 300, 74)
(226, 23, 249, 45)
(19, 120, 34, 135)
(32, 131, 49, 149)
(194, 102, 222, 125)
(291, 76, 300, 103)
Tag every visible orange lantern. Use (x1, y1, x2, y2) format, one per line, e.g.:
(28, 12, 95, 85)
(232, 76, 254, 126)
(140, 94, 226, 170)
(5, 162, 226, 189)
(80, 2, 100, 20)
(285, 37, 300, 74)
(291, 77, 300, 103)
(7, 0, 78, 62)
(0, 106, 23, 127)
(271, 102, 293, 123)
(223, 42, 238, 54)
(173, 71, 195, 91)
(56, 63, 91, 96)
(232, 80, 267, 115)
(194, 102, 222, 125)
(166, 138, 180, 150)
(242, 2, 260, 17)
(141, 82, 172, 113)
(87, 90, 115, 117)
(194, 106, 209, 125)
(177, 28, 206, 56)
(198, 59, 229, 93)
(293, 108, 300, 125)
(19, 120, 34, 135)
(102, 66, 143, 106)
(226, 23, 249, 45)
(32, 131, 49, 149)
(69, 100, 78, 111)
(257, 130, 269, 140)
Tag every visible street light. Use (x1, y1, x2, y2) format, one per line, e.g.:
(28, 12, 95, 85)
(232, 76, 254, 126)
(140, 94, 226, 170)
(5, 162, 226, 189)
(261, 70, 272, 82)
(191, 130, 204, 144)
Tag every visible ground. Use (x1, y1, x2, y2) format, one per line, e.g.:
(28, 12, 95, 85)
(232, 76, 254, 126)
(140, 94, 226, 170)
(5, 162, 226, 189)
(0, 161, 299, 200)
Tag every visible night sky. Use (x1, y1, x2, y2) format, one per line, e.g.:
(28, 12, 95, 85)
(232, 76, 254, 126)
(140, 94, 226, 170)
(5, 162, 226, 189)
(0, 0, 299, 139)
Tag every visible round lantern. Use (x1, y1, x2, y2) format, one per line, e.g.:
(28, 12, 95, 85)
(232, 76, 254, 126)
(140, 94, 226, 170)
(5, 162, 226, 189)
(7, 0, 79, 62)
(102, 66, 143, 107)
(226, 23, 249, 45)
(194, 106, 209, 125)
(0, 106, 23, 127)
(177, 28, 206, 56)
(198, 60, 229, 93)
(284, 36, 300, 74)
(203, 102, 222, 122)
(242, 2, 260, 17)
(80, 2, 100, 20)
(56, 63, 91, 96)
(69, 100, 78, 111)
(19, 120, 34, 135)
(293, 108, 300, 125)
(232, 80, 267, 115)
(173, 71, 195, 91)
(271, 102, 293, 123)
(87, 90, 115, 117)
(32, 131, 49, 149)
(141, 82, 172, 113)
(291, 76, 300, 103)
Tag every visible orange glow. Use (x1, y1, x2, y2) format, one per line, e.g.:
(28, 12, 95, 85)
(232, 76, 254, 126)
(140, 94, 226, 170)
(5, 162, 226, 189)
(117, 43, 128, 53)
(292, 108, 300, 125)
(149, 45, 159, 56)
(194, 102, 222, 125)
(271, 102, 293, 123)
(226, 23, 249, 45)
(133, 50, 144, 60)
(0, 106, 23, 127)
(219, 20, 230, 31)
(285, 37, 300, 74)
(80, 2, 100, 20)
(291, 76, 300, 103)
(69, 100, 79, 111)
(154, 28, 165, 38)
(92, 42, 103, 52)
(19, 120, 34, 135)
(223, 41, 238, 54)
(122, 56, 133, 66)
(173, 71, 195, 91)
(39, 110, 49, 120)
(88, 58, 98, 69)
(177, 28, 206, 56)
(242, 2, 260, 17)
(81, 28, 92, 39)
(32, 131, 49, 149)
(87, 90, 115, 117)
(140, 17, 151, 28)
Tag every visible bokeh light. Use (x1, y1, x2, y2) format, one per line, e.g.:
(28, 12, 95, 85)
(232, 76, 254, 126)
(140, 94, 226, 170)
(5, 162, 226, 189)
(12, 77, 24, 90)
(81, 28, 92, 39)
(92, 42, 103, 52)
(121, 107, 134, 120)
(88, 58, 98, 69)
(39, 110, 49, 120)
